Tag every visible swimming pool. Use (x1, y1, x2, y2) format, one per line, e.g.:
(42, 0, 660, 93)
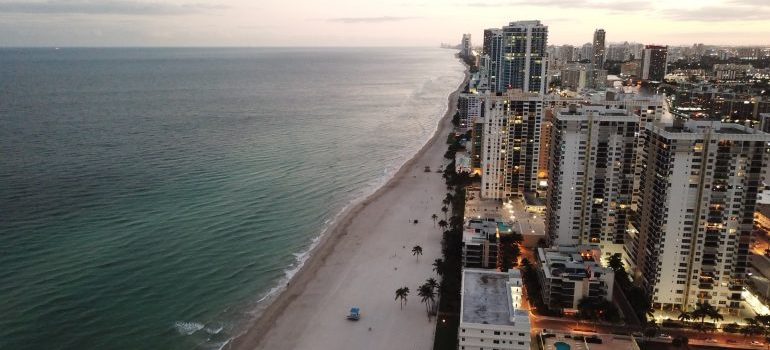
(554, 341, 571, 350)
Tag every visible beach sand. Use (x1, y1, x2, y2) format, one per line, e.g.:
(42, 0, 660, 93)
(231, 63, 469, 350)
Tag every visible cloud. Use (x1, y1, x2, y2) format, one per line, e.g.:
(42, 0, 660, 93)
(665, 6, 770, 21)
(0, 0, 225, 15)
(326, 16, 418, 23)
(727, 0, 770, 6)
(464, 0, 652, 11)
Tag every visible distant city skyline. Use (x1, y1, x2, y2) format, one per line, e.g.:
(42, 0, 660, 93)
(0, 0, 768, 47)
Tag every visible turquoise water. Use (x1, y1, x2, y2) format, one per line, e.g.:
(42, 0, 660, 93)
(555, 341, 571, 350)
(0, 48, 464, 349)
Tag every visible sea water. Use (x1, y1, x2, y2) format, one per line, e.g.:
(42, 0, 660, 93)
(0, 47, 464, 349)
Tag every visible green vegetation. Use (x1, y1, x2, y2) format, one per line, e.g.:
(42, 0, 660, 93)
(418, 281, 437, 321)
(497, 232, 523, 272)
(576, 296, 621, 331)
(412, 245, 423, 262)
(451, 111, 461, 128)
(607, 253, 653, 324)
(520, 258, 560, 317)
(395, 287, 409, 310)
(432, 141, 476, 350)
(461, 54, 478, 73)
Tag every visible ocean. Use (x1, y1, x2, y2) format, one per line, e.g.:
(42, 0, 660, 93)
(0, 47, 464, 349)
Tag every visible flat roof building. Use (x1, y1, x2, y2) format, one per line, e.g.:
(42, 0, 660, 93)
(630, 119, 770, 314)
(460, 269, 531, 350)
(545, 105, 637, 260)
(463, 218, 501, 269)
(536, 246, 615, 311)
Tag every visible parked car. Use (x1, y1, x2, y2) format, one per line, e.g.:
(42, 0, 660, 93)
(586, 336, 603, 344)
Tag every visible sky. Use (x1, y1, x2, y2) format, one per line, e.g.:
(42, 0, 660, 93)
(0, 0, 768, 47)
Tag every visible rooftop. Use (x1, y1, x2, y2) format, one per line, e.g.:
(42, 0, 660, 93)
(538, 246, 613, 281)
(542, 332, 639, 350)
(651, 120, 770, 141)
(461, 269, 530, 327)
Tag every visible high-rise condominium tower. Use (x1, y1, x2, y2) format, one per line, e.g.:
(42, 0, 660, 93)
(641, 45, 668, 81)
(545, 104, 637, 259)
(479, 90, 543, 199)
(629, 120, 770, 314)
(592, 29, 606, 67)
(482, 21, 548, 95)
(462, 33, 473, 58)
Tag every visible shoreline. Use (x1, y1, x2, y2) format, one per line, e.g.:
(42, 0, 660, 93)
(230, 57, 469, 350)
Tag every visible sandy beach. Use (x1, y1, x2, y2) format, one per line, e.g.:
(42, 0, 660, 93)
(231, 62, 469, 350)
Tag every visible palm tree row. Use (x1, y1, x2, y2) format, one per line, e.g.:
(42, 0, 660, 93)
(418, 278, 440, 321)
(394, 278, 440, 320)
(722, 314, 770, 339)
(395, 287, 410, 309)
(676, 301, 723, 334)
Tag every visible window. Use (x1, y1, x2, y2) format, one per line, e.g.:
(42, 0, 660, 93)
(494, 331, 500, 335)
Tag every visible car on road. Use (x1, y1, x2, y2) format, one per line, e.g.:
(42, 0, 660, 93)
(705, 338, 718, 343)
(658, 333, 672, 339)
(751, 340, 764, 346)
(727, 339, 738, 344)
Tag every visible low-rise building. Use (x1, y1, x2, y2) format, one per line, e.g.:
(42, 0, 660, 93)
(536, 246, 615, 311)
(459, 269, 531, 350)
(456, 150, 472, 174)
(463, 218, 500, 269)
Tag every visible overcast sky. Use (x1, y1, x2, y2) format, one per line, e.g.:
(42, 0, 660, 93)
(0, 0, 768, 47)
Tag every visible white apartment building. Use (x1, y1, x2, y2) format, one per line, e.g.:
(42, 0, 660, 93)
(480, 90, 543, 199)
(545, 105, 637, 260)
(629, 119, 770, 314)
(459, 93, 483, 129)
(544, 89, 665, 210)
(463, 218, 500, 269)
(459, 269, 531, 350)
(536, 246, 615, 311)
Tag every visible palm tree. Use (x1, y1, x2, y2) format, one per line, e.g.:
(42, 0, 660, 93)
(395, 287, 410, 310)
(755, 315, 770, 337)
(412, 245, 423, 262)
(607, 253, 624, 273)
(742, 318, 764, 340)
(426, 277, 439, 291)
(432, 259, 444, 276)
(442, 198, 451, 206)
(418, 284, 436, 320)
(444, 193, 454, 204)
(441, 206, 448, 219)
(708, 308, 724, 325)
(692, 301, 716, 326)
(577, 297, 600, 331)
(437, 219, 448, 231)
(678, 311, 692, 324)
(431, 214, 438, 226)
